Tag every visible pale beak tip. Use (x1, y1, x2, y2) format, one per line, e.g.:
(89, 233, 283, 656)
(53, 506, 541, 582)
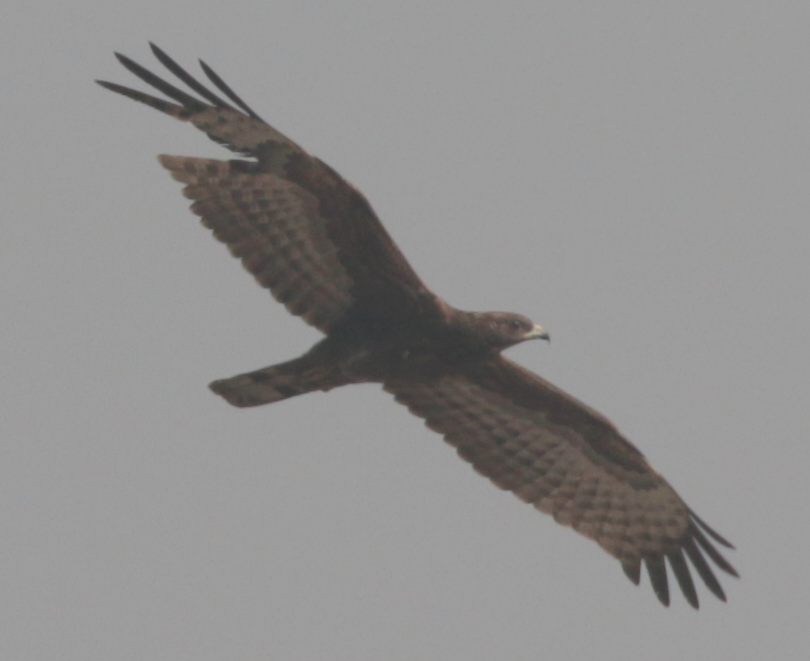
(526, 325, 550, 343)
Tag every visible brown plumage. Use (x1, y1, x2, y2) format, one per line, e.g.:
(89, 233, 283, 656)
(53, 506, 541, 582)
(97, 44, 737, 608)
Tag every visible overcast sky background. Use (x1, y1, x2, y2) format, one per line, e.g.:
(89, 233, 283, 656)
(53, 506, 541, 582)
(3, 1, 809, 659)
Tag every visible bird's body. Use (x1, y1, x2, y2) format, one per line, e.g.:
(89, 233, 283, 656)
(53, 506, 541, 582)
(98, 44, 737, 608)
(211, 306, 547, 406)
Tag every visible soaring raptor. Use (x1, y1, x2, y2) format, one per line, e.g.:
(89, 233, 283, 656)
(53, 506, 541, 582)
(98, 44, 737, 608)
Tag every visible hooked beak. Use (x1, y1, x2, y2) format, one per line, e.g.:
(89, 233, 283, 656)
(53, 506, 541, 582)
(524, 324, 550, 343)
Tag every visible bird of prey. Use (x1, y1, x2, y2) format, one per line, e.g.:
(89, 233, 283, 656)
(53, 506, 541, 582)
(97, 44, 737, 608)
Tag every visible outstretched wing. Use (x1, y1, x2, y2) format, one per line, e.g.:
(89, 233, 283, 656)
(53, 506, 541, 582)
(384, 357, 737, 608)
(97, 44, 438, 332)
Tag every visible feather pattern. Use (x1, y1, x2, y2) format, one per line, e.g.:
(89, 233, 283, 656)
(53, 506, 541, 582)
(99, 45, 737, 608)
(385, 358, 737, 608)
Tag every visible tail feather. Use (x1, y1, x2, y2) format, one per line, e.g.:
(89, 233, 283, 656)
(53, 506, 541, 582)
(210, 357, 351, 408)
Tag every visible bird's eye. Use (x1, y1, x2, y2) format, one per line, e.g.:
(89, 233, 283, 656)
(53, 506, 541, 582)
(510, 320, 522, 329)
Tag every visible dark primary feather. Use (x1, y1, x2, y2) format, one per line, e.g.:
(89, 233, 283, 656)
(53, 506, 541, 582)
(99, 45, 737, 608)
(149, 44, 236, 111)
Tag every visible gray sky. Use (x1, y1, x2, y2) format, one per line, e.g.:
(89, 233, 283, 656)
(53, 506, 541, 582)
(4, 1, 809, 659)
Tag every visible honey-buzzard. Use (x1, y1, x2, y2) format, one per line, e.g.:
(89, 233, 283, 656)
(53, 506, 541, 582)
(97, 44, 737, 608)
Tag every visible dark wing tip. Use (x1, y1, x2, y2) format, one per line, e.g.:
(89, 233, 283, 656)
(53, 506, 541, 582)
(198, 58, 264, 121)
(690, 509, 736, 550)
(110, 49, 208, 111)
(667, 549, 699, 609)
(148, 43, 235, 110)
(644, 555, 670, 607)
(622, 512, 737, 608)
(112, 51, 148, 77)
(100, 44, 274, 156)
(621, 511, 739, 609)
(95, 79, 188, 117)
(621, 559, 641, 585)
(683, 537, 727, 603)
(691, 518, 739, 579)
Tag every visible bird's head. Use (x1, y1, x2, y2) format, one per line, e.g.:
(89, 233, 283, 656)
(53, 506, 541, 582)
(468, 312, 549, 352)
